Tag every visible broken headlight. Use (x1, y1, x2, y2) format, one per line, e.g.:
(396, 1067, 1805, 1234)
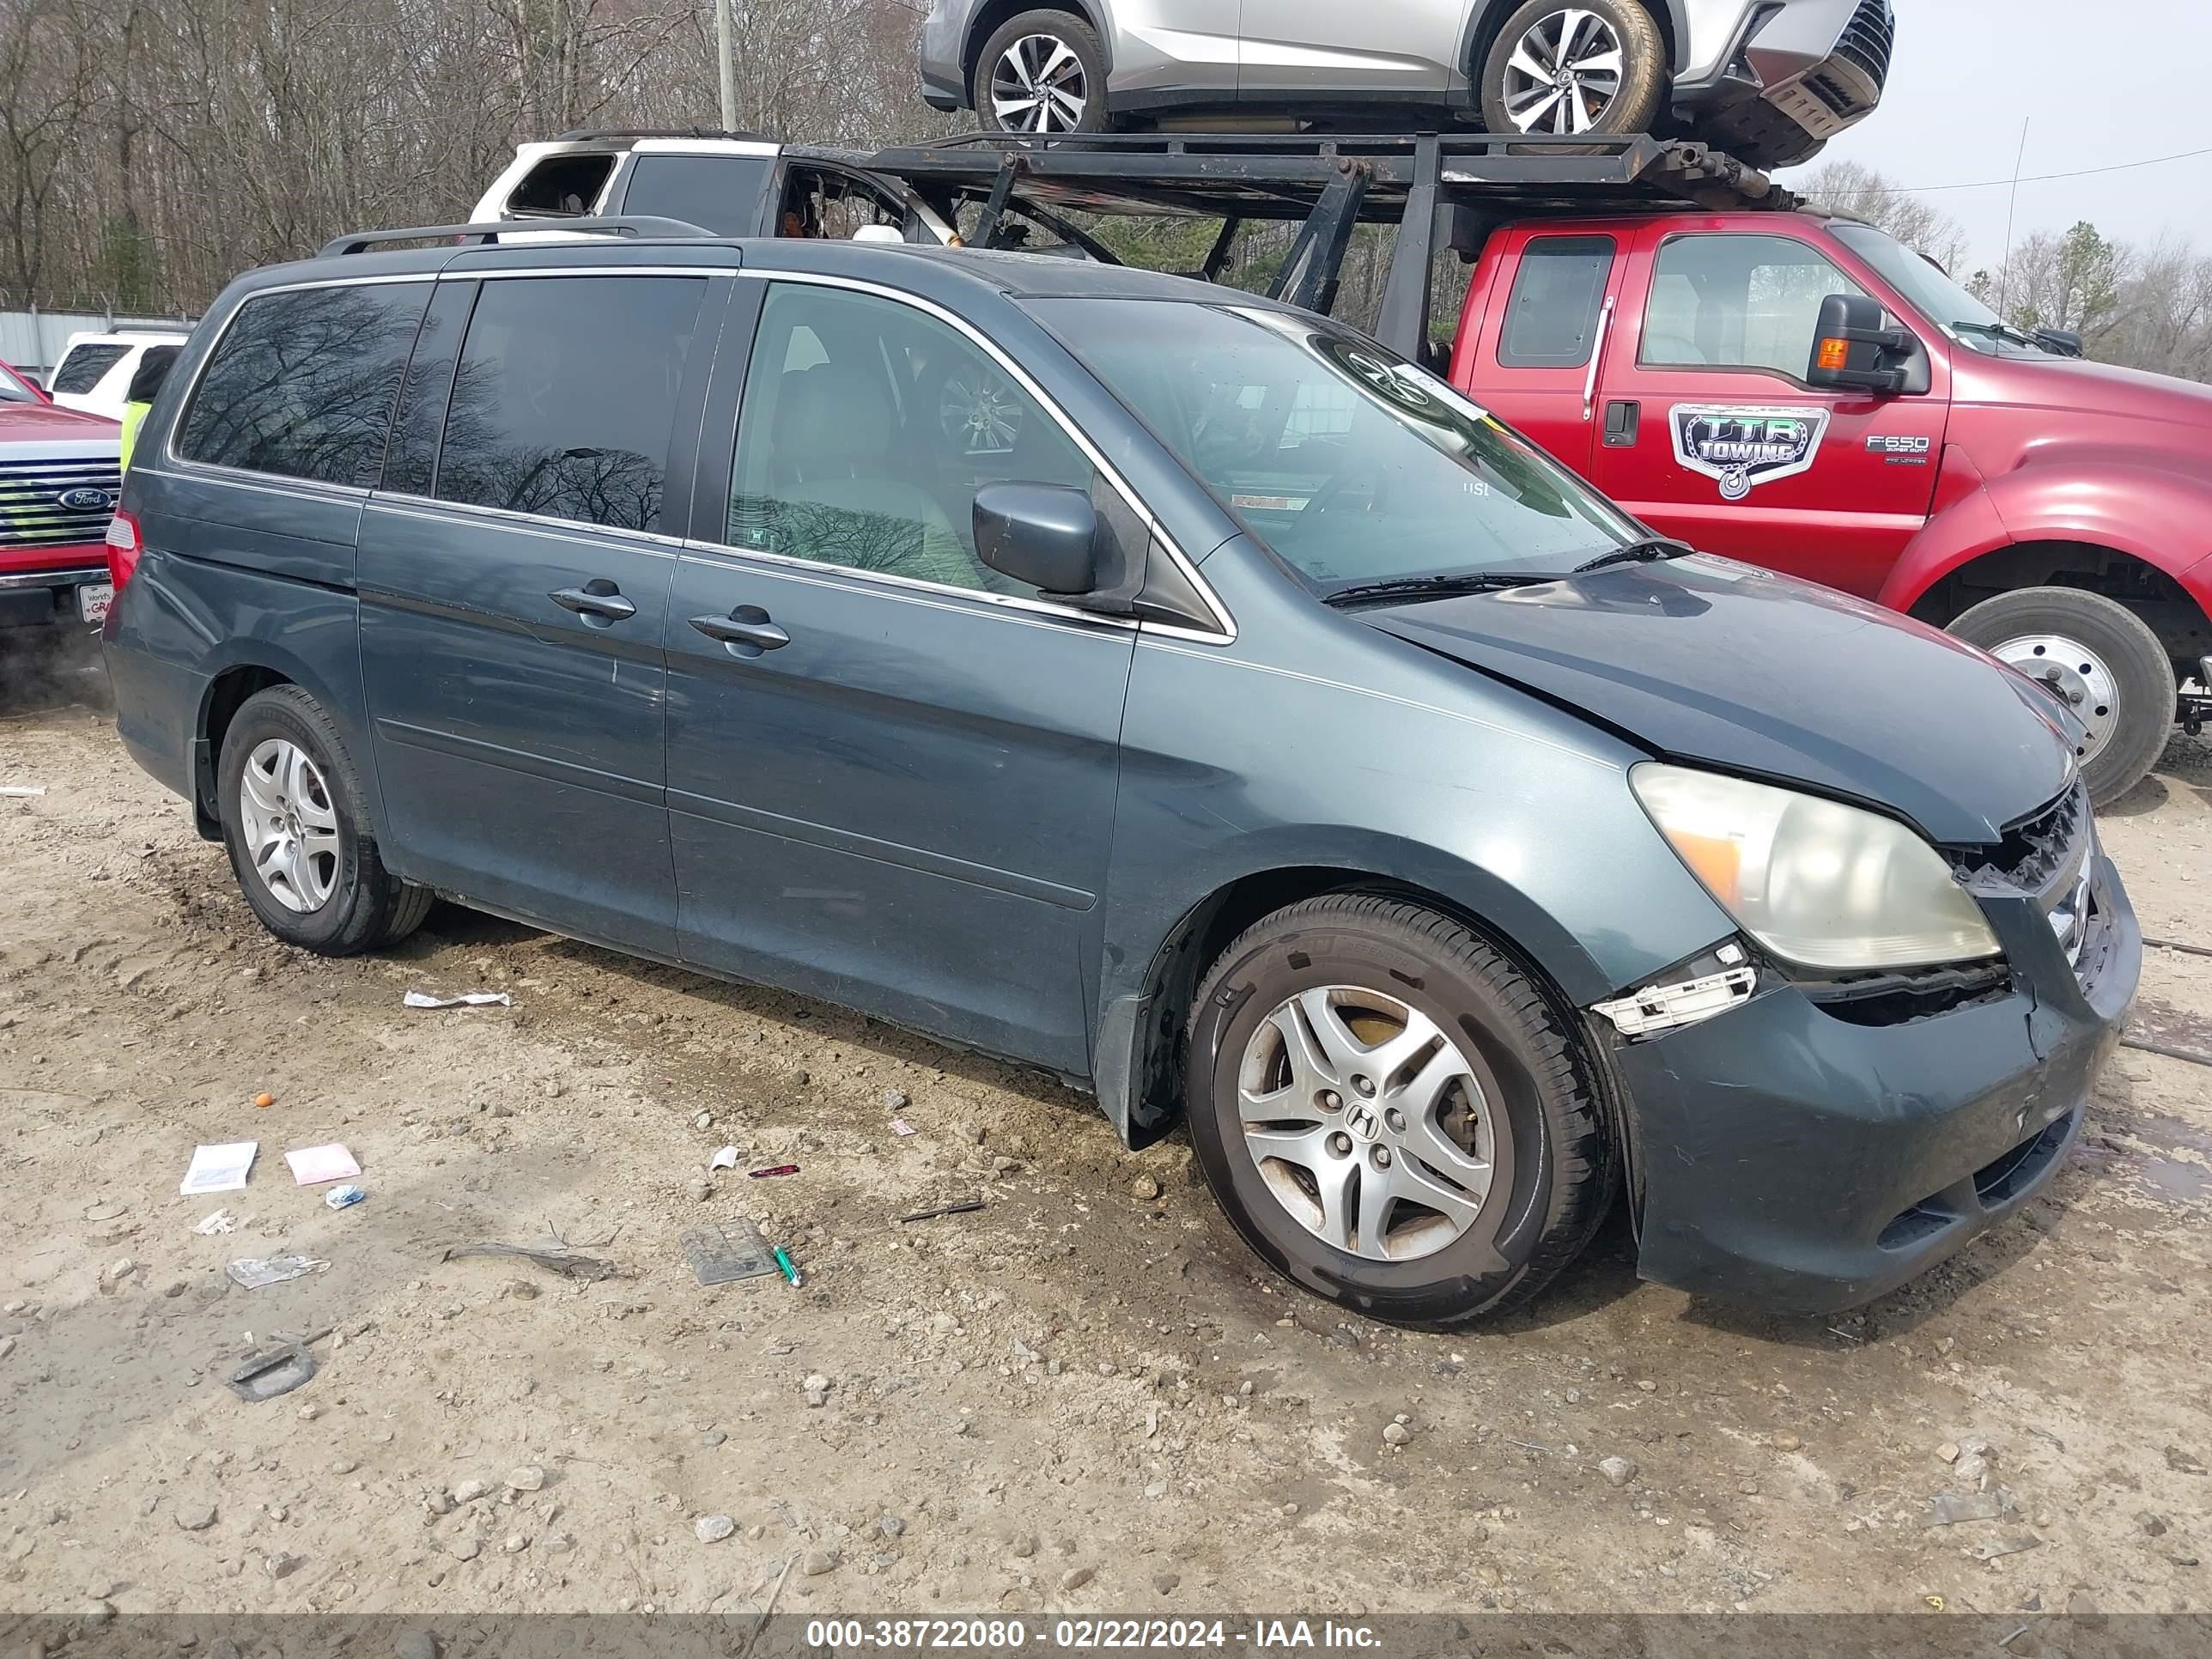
(1631, 763, 2001, 972)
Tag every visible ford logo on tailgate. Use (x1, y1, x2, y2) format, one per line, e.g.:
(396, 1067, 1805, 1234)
(58, 487, 112, 512)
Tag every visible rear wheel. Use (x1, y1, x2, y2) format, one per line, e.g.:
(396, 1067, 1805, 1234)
(1184, 894, 1613, 1330)
(216, 685, 431, 955)
(975, 10, 1109, 135)
(1948, 587, 2176, 805)
(1480, 1, 1666, 152)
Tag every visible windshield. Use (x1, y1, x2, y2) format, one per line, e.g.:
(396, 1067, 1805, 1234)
(1832, 223, 2050, 358)
(1030, 299, 1638, 592)
(0, 365, 32, 403)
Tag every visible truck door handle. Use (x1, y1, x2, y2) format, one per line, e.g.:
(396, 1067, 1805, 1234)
(1582, 295, 1616, 422)
(549, 580, 636, 624)
(1603, 399, 1641, 447)
(689, 605, 789, 657)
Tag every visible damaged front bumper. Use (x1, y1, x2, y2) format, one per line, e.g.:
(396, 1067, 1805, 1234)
(1593, 842, 2138, 1316)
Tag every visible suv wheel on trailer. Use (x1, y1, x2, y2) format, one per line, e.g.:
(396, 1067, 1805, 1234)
(1480, 1, 1665, 152)
(1948, 587, 2176, 805)
(975, 9, 1109, 135)
(1183, 894, 1613, 1330)
(216, 685, 432, 955)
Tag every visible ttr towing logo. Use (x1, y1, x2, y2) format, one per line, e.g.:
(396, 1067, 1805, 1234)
(1668, 404, 1831, 501)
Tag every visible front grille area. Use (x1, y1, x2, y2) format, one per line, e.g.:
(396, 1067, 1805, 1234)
(1802, 0, 1894, 119)
(1949, 783, 2088, 896)
(0, 455, 121, 549)
(1837, 0, 1896, 90)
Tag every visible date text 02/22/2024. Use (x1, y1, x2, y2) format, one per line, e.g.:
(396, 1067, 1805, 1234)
(800, 1621, 1382, 1651)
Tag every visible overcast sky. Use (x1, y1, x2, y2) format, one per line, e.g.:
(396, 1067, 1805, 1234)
(1778, 1, 2212, 265)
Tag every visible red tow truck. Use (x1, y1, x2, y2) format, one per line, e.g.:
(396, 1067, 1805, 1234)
(848, 131, 2212, 802)
(0, 358, 123, 645)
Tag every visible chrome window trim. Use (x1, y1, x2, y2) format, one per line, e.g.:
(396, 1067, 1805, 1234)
(368, 491, 685, 556)
(679, 538, 1139, 633)
(131, 463, 370, 506)
(725, 267, 1237, 644)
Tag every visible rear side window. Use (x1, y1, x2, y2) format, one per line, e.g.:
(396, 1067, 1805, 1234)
(506, 153, 617, 216)
(52, 343, 128, 394)
(175, 284, 429, 485)
(433, 275, 706, 533)
(622, 154, 775, 236)
(1497, 237, 1615, 368)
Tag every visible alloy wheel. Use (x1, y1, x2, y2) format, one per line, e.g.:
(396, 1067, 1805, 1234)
(989, 33, 1089, 133)
(1236, 986, 1497, 1262)
(1990, 633, 2119, 764)
(1500, 9, 1626, 135)
(238, 738, 340, 914)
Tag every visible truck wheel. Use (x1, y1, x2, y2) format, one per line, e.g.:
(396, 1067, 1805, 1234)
(1183, 894, 1614, 1330)
(1948, 587, 2177, 805)
(216, 685, 430, 955)
(1480, 1, 1665, 151)
(975, 10, 1109, 135)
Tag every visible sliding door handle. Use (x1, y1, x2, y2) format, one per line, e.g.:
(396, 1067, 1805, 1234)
(549, 581, 636, 623)
(690, 609, 789, 654)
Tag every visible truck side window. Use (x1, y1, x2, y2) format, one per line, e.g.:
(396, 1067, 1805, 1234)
(1641, 234, 1868, 380)
(1498, 236, 1615, 369)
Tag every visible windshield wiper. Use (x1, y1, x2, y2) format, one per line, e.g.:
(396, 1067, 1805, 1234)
(1572, 536, 1697, 574)
(1950, 319, 2039, 349)
(1322, 570, 1571, 607)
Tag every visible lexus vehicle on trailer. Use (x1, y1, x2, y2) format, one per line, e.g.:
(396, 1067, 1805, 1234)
(920, 0, 1892, 167)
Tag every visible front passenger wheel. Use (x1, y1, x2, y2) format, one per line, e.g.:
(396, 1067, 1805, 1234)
(1184, 894, 1614, 1329)
(975, 9, 1109, 135)
(217, 685, 432, 954)
(1947, 586, 2176, 805)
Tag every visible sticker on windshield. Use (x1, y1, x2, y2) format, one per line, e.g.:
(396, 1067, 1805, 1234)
(1668, 405, 1831, 501)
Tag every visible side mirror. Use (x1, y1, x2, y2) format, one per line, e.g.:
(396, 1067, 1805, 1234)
(2031, 326, 2084, 358)
(973, 483, 1101, 594)
(1806, 293, 1912, 394)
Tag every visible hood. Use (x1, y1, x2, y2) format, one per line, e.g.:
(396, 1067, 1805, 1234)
(0, 400, 120, 439)
(1367, 558, 2074, 846)
(1960, 350, 2212, 435)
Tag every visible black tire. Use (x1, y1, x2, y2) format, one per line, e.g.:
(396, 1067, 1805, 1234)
(1480, 0, 1665, 154)
(1184, 894, 1614, 1330)
(216, 684, 430, 955)
(973, 9, 1110, 135)
(1948, 586, 2176, 805)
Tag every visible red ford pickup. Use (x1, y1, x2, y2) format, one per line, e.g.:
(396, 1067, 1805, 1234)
(1446, 210, 2212, 802)
(0, 362, 123, 642)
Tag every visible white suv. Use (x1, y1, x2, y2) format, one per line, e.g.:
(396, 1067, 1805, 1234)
(470, 131, 948, 242)
(920, 0, 1894, 169)
(47, 331, 191, 419)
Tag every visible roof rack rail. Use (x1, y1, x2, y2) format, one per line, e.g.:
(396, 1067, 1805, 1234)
(318, 216, 718, 258)
(554, 126, 775, 144)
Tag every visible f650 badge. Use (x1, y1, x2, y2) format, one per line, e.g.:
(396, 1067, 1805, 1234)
(1866, 434, 1932, 461)
(1669, 405, 1830, 501)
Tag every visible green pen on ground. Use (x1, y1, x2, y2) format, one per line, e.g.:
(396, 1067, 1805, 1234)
(774, 1245, 803, 1287)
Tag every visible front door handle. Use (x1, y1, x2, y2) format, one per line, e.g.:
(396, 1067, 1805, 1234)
(689, 606, 789, 657)
(550, 580, 636, 624)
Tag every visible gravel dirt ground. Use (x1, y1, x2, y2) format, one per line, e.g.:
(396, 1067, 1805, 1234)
(0, 641, 2207, 1626)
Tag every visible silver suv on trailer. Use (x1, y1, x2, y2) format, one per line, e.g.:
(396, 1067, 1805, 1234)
(921, 0, 1893, 169)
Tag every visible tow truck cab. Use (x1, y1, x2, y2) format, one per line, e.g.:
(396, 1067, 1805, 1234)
(1445, 207, 2212, 799)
